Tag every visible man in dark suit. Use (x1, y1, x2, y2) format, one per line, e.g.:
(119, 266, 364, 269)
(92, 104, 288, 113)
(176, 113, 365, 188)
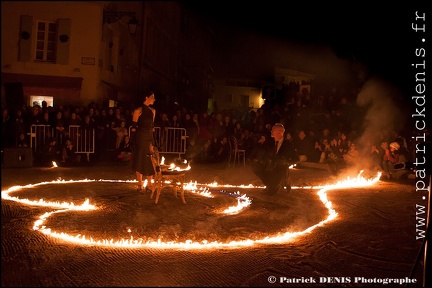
(251, 123, 300, 194)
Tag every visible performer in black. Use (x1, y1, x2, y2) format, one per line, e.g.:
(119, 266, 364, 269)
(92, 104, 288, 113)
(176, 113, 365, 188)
(251, 123, 300, 194)
(131, 90, 156, 191)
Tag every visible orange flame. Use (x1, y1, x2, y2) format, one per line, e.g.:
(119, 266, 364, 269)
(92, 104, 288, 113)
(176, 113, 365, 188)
(1, 171, 381, 249)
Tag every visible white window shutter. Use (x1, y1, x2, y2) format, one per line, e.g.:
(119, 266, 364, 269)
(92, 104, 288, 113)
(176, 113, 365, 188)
(19, 15, 33, 62)
(56, 18, 71, 65)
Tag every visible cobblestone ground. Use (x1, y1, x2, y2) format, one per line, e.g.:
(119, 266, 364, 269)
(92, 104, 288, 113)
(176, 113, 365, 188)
(1, 160, 425, 287)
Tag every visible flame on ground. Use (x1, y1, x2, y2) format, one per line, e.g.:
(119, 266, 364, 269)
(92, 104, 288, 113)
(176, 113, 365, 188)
(1, 171, 381, 250)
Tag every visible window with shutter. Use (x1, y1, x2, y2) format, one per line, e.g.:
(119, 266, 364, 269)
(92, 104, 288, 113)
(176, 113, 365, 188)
(35, 21, 57, 62)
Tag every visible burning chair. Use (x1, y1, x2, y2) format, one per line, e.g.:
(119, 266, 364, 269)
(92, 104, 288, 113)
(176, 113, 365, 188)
(149, 147, 187, 204)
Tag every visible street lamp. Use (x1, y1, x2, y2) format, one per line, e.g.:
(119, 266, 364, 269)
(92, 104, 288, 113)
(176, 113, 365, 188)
(127, 16, 139, 38)
(103, 10, 139, 38)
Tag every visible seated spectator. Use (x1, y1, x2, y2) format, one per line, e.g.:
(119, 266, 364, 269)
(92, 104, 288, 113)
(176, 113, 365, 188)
(342, 142, 360, 166)
(42, 137, 61, 165)
(393, 136, 410, 163)
(2, 108, 14, 148)
(116, 135, 132, 161)
(112, 120, 128, 149)
(13, 109, 27, 145)
(16, 132, 29, 147)
(233, 122, 244, 141)
(315, 139, 330, 163)
(214, 136, 230, 162)
(241, 129, 255, 159)
(382, 141, 401, 179)
(248, 134, 270, 164)
(305, 130, 318, 159)
(365, 139, 382, 172)
(292, 130, 313, 162)
(379, 141, 389, 160)
(62, 138, 81, 164)
(326, 138, 345, 174)
(105, 114, 117, 151)
(197, 139, 214, 163)
(184, 138, 201, 164)
(336, 132, 349, 156)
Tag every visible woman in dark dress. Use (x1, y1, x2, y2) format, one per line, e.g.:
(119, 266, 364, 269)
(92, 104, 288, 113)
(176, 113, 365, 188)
(131, 91, 156, 191)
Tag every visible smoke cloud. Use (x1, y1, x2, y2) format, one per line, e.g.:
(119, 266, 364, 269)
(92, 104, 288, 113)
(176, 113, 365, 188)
(339, 76, 405, 177)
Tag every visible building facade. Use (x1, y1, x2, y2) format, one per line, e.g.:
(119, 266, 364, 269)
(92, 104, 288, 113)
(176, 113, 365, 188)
(1, 1, 213, 112)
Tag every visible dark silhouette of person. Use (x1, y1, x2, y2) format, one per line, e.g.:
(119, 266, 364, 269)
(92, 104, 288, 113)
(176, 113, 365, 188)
(131, 90, 156, 192)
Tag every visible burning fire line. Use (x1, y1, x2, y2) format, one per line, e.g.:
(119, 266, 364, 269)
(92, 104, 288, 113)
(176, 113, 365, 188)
(1, 171, 381, 249)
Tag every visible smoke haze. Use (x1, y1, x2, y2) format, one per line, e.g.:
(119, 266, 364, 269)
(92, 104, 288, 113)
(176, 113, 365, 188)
(339, 76, 405, 177)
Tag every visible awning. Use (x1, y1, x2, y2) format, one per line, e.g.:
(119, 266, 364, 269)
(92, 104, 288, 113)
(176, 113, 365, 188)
(101, 80, 122, 91)
(1, 73, 83, 88)
(101, 80, 120, 100)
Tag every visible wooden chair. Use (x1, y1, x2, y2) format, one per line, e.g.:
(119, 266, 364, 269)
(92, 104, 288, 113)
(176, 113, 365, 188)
(228, 136, 246, 167)
(149, 148, 187, 204)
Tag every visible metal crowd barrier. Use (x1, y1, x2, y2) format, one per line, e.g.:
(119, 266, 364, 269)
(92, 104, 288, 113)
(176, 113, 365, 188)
(30, 124, 186, 163)
(129, 126, 187, 158)
(30, 124, 95, 161)
(68, 125, 95, 161)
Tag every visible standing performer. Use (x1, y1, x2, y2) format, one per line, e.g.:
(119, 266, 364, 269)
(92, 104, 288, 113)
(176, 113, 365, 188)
(251, 123, 300, 194)
(131, 90, 156, 192)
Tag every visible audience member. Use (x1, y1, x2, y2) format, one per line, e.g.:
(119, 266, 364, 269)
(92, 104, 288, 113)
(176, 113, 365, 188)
(249, 134, 270, 165)
(13, 109, 28, 146)
(241, 129, 255, 159)
(214, 136, 230, 162)
(342, 142, 360, 166)
(393, 136, 410, 163)
(62, 138, 81, 164)
(382, 141, 400, 179)
(116, 135, 132, 161)
(2, 108, 14, 148)
(197, 138, 214, 163)
(184, 138, 201, 164)
(42, 137, 60, 165)
(182, 113, 199, 144)
(198, 112, 211, 142)
(112, 120, 128, 149)
(292, 130, 313, 162)
(53, 111, 68, 142)
(365, 139, 382, 172)
(16, 132, 29, 147)
(4, 91, 416, 178)
(326, 138, 344, 174)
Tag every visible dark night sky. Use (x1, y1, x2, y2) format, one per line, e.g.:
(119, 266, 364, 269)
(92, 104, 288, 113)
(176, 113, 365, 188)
(184, 2, 428, 95)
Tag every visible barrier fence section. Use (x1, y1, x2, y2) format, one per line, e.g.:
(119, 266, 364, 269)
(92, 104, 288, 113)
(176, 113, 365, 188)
(30, 125, 186, 163)
(129, 126, 187, 158)
(30, 124, 95, 161)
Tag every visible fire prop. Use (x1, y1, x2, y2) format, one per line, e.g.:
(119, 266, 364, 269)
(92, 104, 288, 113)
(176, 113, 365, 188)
(1, 171, 381, 250)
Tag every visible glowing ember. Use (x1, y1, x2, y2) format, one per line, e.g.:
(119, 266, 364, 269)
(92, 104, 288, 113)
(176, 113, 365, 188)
(1, 171, 381, 249)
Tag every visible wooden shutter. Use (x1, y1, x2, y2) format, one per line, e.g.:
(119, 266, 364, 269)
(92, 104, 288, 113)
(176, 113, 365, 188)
(19, 15, 33, 62)
(56, 18, 71, 65)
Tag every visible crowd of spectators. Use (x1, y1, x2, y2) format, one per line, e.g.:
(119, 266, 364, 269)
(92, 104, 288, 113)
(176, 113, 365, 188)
(1, 90, 422, 177)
